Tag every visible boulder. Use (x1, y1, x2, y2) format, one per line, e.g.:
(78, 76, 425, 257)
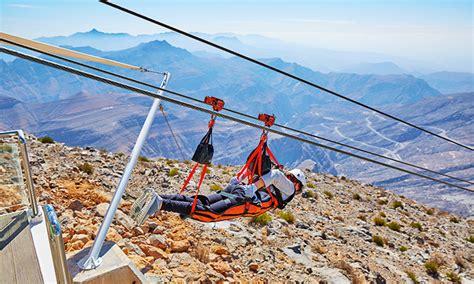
(171, 239, 191, 253)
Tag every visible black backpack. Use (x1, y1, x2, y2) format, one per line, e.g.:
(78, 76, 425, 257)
(191, 127, 214, 165)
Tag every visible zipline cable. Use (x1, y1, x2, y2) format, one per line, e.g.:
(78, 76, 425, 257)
(98, 0, 473, 152)
(3, 47, 472, 193)
(4, 39, 472, 186)
(159, 104, 186, 161)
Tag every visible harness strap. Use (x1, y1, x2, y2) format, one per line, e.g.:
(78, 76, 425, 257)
(190, 164, 208, 214)
(180, 163, 199, 194)
(218, 191, 238, 202)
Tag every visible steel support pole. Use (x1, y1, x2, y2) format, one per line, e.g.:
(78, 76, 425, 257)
(78, 72, 170, 270)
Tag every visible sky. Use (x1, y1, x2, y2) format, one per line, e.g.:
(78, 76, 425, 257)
(1, 0, 473, 72)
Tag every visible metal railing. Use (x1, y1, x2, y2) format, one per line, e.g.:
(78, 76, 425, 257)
(0, 130, 40, 217)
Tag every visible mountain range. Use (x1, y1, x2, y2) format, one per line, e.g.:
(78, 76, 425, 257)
(1, 34, 473, 216)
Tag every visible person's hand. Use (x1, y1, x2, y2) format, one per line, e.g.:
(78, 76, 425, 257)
(230, 176, 241, 186)
(243, 184, 257, 198)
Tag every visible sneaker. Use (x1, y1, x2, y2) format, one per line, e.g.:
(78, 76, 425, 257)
(129, 188, 162, 226)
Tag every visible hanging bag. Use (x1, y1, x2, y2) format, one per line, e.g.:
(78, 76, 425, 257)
(192, 127, 214, 165)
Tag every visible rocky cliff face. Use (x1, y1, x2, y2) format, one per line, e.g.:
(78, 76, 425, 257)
(20, 136, 473, 283)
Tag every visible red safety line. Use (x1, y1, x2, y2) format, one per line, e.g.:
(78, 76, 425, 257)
(180, 163, 199, 194)
(191, 164, 208, 213)
(266, 146, 280, 167)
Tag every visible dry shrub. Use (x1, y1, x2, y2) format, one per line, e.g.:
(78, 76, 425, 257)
(333, 259, 365, 283)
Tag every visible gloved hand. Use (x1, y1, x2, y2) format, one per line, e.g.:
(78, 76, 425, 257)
(243, 184, 258, 198)
(230, 176, 242, 186)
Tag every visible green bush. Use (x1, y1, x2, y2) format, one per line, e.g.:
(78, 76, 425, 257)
(323, 190, 333, 199)
(426, 208, 434, 215)
(466, 236, 474, 243)
(424, 261, 439, 277)
(391, 201, 404, 209)
(449, 217, 459, 223)
(0, 144, 13, 153)
(387, 221, 401, 232)
(352, 193, 361, 200)
(278, 211, 295, 224)
(377, 199, 388, 205)
(372, 235, 384, 247)
(405, 271, 419, 284)
(169, 168, 179, 177)
(446, 271, 461, 283)
(78, 163, 94, 175)
(166, 159, 174, 165)
(222, 170, 230, 175)
(373, 217, 386, 226)
(306, 182, 315, 189)
(400, 246, 408, 252)
(306, 190, 316, 198)
(38, 136, 54, 144)
(252, 213, 272, 225)
(205, 168, 211, 174)
(209, 184, 222, 191)
(410, 222, 423, 231)
(138, 155, 151, 163)
(379, 212, 386, 218)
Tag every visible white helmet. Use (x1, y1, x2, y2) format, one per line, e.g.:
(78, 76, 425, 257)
(289, 168, 306, 188)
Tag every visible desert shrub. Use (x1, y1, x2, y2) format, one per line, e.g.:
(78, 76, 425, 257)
(405, 271, 419, 284)
(410, 222, 423, 231)
(166, 159, 174, 165)
(205, 168, 211, 174)
(306, 190, 316, 198)
(323, 190, 333, 199)
(209, 184, 222, 191)
(222, 170, 230, 175)
(168, 168, 179, 177)
(0, 144, 13, 153)
(193, 245, 210, 263)
(466, 236, 474, 243)
(78, 163, 94, 175)
(449, 216, 459, 223)
(379, 212, 386, 218)
(357, 214, 367, 222)
(306, 182, 315, 189)
(252, 213, 272, 225)
(446, 271, 461, 283)
(377, 199, 388, 205)
(400, 246, 408, 252)
(426, 208, 434, 215)
(352, 193, 361, 200)
(278, 211, 295, 224)
(424, 261, 439, 277)
(372, 235, 384, 247)
(373, 217, 386, 226)
(387, 221, 401, 232)
(138, 155, 151, 163)
(38, 136, 54, 143)
(391, 201, 404, 209)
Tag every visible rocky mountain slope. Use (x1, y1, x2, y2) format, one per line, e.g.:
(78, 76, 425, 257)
(22, 136, 473, 283)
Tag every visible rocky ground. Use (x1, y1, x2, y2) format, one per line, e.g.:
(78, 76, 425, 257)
(16, 137, 474, 283)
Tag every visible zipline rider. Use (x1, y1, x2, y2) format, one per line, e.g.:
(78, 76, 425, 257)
(132, 168, 306, 225)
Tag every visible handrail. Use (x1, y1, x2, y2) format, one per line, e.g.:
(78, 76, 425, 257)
(0, 130, 40, 217)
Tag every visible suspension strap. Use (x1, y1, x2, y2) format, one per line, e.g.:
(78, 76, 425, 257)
(190, 164, 208, 214)
(180, 163, 199, 194)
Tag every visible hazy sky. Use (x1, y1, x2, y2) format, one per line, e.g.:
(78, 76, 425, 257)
(1, 0, 473, 72)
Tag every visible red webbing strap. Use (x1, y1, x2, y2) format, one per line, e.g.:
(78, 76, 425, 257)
(236, 134, 267, 181)
(180, 163, 199, 194)
(190, 164, 208, 214)
(266, 146, 281, 168)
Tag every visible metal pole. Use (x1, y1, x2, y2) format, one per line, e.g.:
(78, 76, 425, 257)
(78, 72, 170, 270)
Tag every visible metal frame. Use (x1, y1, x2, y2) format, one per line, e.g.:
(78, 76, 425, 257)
(0, 130, 40, 217)
(78, 72, 171, 270)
